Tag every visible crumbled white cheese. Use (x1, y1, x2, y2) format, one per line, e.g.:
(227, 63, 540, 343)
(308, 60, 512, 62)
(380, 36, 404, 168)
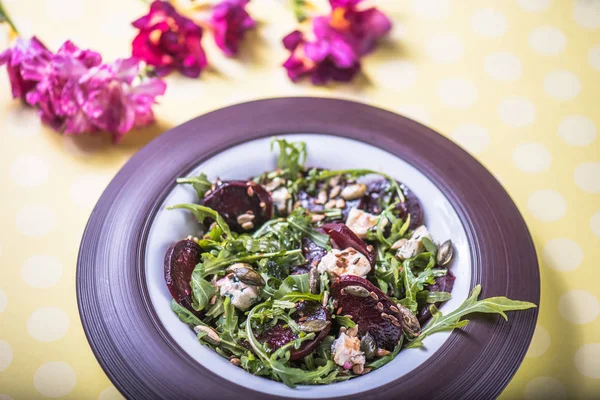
(216, 275, 260, 311)
(396, 225, 431, 260)
(317, 247, 371, 278)
(345, 208, 381, 238)
(271, 187, 291, 215)
(331, 332, 365, 369)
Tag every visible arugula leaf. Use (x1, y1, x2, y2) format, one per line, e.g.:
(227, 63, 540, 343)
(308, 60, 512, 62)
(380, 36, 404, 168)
(271, 138, 307, 180)
(274, 274, 310, 298)
(421, 237, 438, 256)
(205, 296, 225, 318)
(176, 173, 212, 199)
(418, 290, 452, 303)
(334, 315, 356, 328)
(399, 263, 447, 312)
(170, 300, 205, 327)
(198, 249, 303, 277)
(190, 271, 216, 311)
(167, 203, 232, 239)
(223, 296, 239, 340)
(406, 284, 537, 349)
(287, 208, 331, 249)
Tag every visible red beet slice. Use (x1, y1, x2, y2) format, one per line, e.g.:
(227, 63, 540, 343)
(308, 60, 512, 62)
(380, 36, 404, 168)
(330, 275, 402, 351)
(322, 223, 375, 265)
(417, 271, 455, 324)
(201, 180, 272, 233)
(257, 301, 331, 360)
(164, 239, 202, 311)
(291, 237, 328, 275)
(359, 179, 423, 229)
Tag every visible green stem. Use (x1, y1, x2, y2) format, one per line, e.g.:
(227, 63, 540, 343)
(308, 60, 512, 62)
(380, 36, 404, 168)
(291, 0, 307, 22)
(0, 1, 18, 34)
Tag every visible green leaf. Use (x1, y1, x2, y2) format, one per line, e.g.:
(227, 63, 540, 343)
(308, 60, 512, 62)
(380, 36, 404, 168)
(167, 203, 232, 239)
(334, 315, 356, 328)
(274, 274, 310, 298)
(223, 296, 239, 339)
(406, 284, 537, 349)
(287, 208, 331, 249)
(176, 173, 212, 199)
(421, 237, 437, 256)
(271, 138, 307, 180)
(205, 296, 225, 318)
(418, 290, 452, 303)
(190, 271, 216, 311)
(170, 300, 205, 327)
(199, 249, 302, 277)
(279, 292, 323, 303)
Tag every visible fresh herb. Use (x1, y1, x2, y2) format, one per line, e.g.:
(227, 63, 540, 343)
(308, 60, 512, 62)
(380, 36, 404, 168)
(271, 138, 307, 181)
(287, 208, 331, 249)
(167, 203, 231, 239)
(176, 173, 212, 199)
(171, 300, 205, 326)
(406, 285, 536, 349)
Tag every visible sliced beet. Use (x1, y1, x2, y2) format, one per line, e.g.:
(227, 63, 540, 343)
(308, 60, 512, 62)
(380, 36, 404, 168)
(330, 275, 402, 351)
(257, 301, 331, 360)
(201, 180, 272, 233)
(322, 223, 375, 265)
(164, 239, 202, 311)
(359, 179, 423, 230)
(291, 237, 328, 275)
(417, 271, 456, 324)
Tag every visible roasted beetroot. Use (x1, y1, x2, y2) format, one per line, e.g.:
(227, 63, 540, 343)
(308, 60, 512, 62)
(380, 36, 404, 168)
(291, 237, 328, 275)
(417, 271, 456, 324)
(164, 239, 202, 311)
(322, 223, 375, 265)
(201, 180, 272, 233)
(330, 275, 402, 351)
(359, 179, 423, 230)
(257, 301, 331, 360)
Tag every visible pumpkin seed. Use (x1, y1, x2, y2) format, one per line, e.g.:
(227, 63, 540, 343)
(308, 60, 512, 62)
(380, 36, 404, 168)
(360, 333, 377, 359)
(194, 325, 221, 345)
(396, 304, 421, 337)
(341, 183, 367, 200)
(436, 240, 453, 266)
(298, 319, 330, 333)
(226, 263, 265, 286)
(308, 267, 320, 294)
(344, 285, 371, 297)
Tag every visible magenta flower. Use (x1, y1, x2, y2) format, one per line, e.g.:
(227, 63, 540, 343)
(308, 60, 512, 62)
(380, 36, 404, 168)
(0, 37, 51, 100)
(1, 38, 166, 142)
(330, 3, 392, 56)
(211, 0, 256, 56)
(132, 0, 207, 78)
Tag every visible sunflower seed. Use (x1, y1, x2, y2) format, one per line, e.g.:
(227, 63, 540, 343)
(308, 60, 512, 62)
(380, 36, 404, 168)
(324, 200, 337, 209)
(311, 213, 326, 223)
(329, 185, 341, 198)
(241, 221, 254, 230)
(335, 199, 346, 208)
(247, 186, 254, 197)
(352, 364, 365, 375)
(194, 325, 221, 345)
(377, 302, 384, 311)
(369, 291, 379, 301)
(229, 357, 241, 366)
(347, 326, 358, 337)
(391, 238, 408, 250)
(341, 183, 367, 200)
(316, 191, 328, 204)
(376, 348, 391, 357)
(237, 213, 255, 225)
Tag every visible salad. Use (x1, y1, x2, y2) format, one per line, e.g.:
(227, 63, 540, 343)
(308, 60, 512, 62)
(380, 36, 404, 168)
(164, 139, 536, 387)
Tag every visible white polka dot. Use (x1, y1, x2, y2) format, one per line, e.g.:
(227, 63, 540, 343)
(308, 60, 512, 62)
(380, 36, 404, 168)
(574, 162, 600, 193)
(558, 116, 597, 146)
(484, 51, 522, 81)
(0, 340, 12, 371)
(542, 238, 584, 271)
(526, 324, 551, 357)
(3, 107, 41, 138)
(591, 212, 600, 237)
(21, 255, 63, 288)
(559, 290, 599, 324)
(524, 377, 567, 400)
(0, 289, 6, 313)
(589, 45, 600, 70)
(437, 78, 478, 109)
(28, 307, 70, 342)
(99, 386, 125, 400)
(34, 362, 76, 398)
(574, 343, 600, 379)
(412, 0, 451, 19)
(529, 26, 566, 55)
(395, 105, 431, 126)
(15, 204, 56, 237)
(518, 0, 552, 12)
(512, 143, 552, 173)
(10, 154, 50, 187)
(498, 97, 536, 127)
(425, 34, 464, 63)
(471, 8, 507, 38)
(527, 190, 566, 222)
(373, 61, 417, 91)
(0, 395, 14, 400)
(573, 0, 600, 30)
(44, 0, 84, 21)
(544, 70, 581, 101)
(69, 174, 112, 209)
(450, 123, 490, 155)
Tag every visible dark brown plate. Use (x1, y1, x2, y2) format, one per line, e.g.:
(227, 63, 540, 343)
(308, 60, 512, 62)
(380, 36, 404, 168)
(77, 98, 539, 399)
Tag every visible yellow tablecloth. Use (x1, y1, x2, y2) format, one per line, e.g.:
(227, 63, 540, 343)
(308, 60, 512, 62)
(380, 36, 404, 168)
(0, 0, 598, 398)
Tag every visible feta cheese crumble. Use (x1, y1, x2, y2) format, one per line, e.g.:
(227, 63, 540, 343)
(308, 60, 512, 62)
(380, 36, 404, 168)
(216, 274, 260, 311)
(345, 207, 381, 238)
(331, 331, 365, 370)
(317, 247, 371, 278)
(396, 225, 431, 260)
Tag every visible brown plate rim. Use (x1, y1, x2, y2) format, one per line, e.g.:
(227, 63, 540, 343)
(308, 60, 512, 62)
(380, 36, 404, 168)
(77, 97, 539, 400)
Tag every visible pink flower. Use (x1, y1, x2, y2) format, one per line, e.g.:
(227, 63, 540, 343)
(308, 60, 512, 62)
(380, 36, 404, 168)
(0, 37, 51, 100)
(1, 38, 166, 142)
(210, 0, 255, 56)
(132, 0, 207, 78)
